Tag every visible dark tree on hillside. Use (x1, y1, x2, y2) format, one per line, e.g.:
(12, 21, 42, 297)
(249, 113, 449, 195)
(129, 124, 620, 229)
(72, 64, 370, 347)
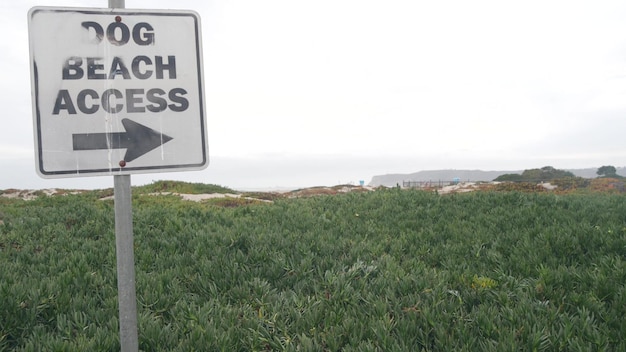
(597, 165, 617, 177)
(521, 166, 574, 182)
(493, 166, 575, 182)
(493, 173, 523, 182)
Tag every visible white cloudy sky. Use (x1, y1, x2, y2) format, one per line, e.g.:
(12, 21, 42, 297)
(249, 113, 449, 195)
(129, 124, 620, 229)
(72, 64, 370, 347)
(3, 0, 626, 190)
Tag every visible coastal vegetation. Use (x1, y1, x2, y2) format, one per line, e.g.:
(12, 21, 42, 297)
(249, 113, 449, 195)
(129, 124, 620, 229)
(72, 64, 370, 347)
(1, 182, 625, 350)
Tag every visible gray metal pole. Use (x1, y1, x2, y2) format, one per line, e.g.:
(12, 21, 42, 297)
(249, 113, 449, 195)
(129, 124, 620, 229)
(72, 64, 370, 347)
(108, 2, 137, 351)
(114, 175, 139, 352)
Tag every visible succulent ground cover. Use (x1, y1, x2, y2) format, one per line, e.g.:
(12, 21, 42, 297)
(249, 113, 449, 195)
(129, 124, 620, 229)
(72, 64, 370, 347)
(1, 184, 625, 351)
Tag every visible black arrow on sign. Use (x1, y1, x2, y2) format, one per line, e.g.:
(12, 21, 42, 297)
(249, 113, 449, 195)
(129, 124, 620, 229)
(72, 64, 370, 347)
(72, 118, 173, 163)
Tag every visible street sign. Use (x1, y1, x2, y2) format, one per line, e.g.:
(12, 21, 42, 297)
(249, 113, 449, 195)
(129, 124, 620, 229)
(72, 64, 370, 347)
(28, 7, 208, 178)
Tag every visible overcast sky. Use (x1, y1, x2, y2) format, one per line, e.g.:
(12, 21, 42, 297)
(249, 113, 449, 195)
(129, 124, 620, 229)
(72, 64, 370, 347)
(3, 0, 626, 190)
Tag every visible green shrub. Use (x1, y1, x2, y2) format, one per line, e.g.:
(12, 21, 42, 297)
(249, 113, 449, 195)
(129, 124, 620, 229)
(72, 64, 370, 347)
(134, 180, 236, 195)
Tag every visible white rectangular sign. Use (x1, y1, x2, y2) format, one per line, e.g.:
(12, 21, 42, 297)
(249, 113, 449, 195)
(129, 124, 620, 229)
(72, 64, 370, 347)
(28, 7, 208, 178)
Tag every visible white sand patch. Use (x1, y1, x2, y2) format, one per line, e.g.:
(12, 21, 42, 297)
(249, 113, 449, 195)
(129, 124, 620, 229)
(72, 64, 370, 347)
(177, 193, 240, 202)
(539, 182, 558, 190)
(0, 188, 82, 200)
(438, 182, 480, 195)
(144, 192, 271, 203)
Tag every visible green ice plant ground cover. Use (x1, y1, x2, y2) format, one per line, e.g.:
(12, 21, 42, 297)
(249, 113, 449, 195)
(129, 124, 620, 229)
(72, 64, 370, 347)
(1, 188, 626, 351)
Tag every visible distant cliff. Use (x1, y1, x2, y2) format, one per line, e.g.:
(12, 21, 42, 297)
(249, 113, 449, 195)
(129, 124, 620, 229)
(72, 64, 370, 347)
(369, 167, 626, 187)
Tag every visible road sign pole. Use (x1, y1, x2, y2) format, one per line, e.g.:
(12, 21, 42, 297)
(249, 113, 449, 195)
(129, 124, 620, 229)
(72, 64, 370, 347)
(107, 1, 138, 351)
(114, 174, 139, 352)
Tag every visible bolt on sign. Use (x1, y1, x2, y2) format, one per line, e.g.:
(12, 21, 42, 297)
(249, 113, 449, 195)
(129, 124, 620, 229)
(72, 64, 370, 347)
(28, 7, 208, 177)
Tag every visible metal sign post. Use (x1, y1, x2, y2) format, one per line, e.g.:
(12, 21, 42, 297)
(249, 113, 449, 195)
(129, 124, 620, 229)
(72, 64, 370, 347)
(114, 175, 138, 351)
(107, 3, 139, 352)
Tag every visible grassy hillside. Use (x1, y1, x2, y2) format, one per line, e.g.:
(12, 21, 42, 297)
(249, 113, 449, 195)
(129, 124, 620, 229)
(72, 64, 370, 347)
(1, 186, 625, 351)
